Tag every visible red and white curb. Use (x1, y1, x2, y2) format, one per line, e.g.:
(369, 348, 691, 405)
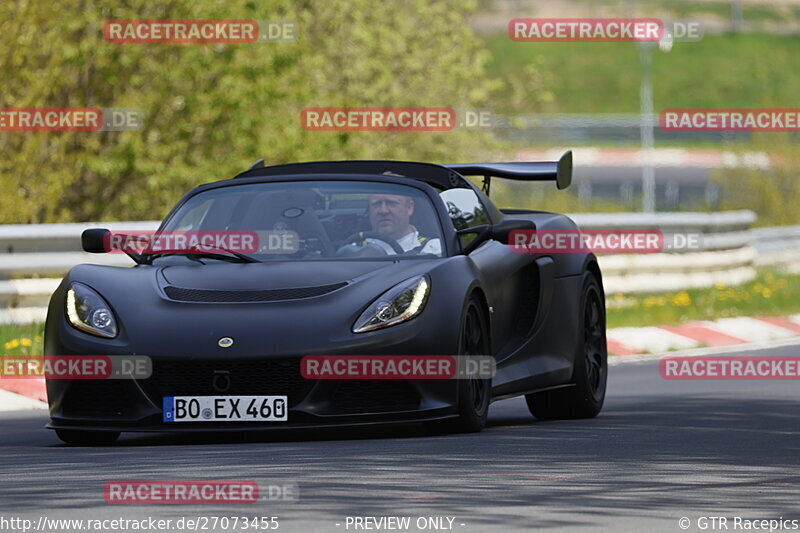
(0, 388, 47, 411)
(607, 315, 800, 356)
(0, 377, 47, 411)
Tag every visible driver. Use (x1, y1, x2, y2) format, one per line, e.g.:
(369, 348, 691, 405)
(362, 193, 441, 255)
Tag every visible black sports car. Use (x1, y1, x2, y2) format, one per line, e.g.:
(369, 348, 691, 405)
(44, 151, 608, 444)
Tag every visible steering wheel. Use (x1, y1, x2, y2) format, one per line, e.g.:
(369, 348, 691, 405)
(338, 231, 406, 255)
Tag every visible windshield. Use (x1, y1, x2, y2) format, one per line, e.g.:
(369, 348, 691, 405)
(156, 180, 445, 262)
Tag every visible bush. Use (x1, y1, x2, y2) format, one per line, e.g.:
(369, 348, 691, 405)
(0, 0, 505, 223)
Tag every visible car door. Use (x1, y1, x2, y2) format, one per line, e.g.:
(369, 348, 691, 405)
(438, 188, 544, 392)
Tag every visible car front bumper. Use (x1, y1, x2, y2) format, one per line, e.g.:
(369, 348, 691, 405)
(45, 319, 462, 432)
(46, 354, 460, 431)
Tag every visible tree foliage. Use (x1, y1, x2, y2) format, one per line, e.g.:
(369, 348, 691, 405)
(0, 0, 498, 222)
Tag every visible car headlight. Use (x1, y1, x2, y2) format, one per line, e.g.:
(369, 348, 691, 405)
(353, 275, 430, 333)
(65, 282, 118, 338)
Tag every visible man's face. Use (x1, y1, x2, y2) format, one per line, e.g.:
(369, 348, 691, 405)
(369, 194, 414, 240)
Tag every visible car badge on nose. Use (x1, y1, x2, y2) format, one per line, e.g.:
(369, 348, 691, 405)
(218, 337, 234, 348)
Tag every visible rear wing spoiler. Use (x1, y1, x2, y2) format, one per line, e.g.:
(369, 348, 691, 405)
(445, 150, 572, 195)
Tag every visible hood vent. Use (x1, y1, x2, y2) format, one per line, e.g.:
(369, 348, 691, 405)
(163, 282, 347, 303)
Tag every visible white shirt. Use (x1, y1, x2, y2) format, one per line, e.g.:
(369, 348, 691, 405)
(366, 226, 442, 256)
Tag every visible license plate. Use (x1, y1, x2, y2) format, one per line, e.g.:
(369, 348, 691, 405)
(162, 396, 288, 422)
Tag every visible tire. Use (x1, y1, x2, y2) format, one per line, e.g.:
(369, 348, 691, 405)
(526, 271, 607, 420)
(55, 429, 120, 446)
(425, 296, 491, 434)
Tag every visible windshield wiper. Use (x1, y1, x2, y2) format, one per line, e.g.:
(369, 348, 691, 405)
(147, 245, 260, 264)
(206, 245, 260, 263)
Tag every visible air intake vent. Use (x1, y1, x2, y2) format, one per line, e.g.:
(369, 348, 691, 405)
(164, 282, 347, 303)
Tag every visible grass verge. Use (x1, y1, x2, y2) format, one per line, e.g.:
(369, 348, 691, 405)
(484, 32, 800, 115)
(607, 268, 800, 328)
(0, 323, 44, 357)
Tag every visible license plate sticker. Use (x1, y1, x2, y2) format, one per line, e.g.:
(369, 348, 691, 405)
(163, 396, 288, 422)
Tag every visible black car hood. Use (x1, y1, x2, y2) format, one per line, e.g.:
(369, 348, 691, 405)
(160, 260, 401, 291)
(58, 258, 451, 357)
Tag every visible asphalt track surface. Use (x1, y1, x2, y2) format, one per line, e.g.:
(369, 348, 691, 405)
(1, 343, 798, 533)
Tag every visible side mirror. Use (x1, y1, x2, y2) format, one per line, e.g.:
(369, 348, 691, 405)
(456, 225, 491, 255)
(491, 219, 536, 245)
(457, 219, 536, 254)
(81, 228, 110, 253)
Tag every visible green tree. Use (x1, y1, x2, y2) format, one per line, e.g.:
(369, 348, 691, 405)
(0, 0, 499, 223)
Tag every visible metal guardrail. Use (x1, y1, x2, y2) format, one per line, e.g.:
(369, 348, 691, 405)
(0, 220, 159, 254)
(752, 226, 800, 253)
(0, 211, 796, 324)
(568, 211, 761, 294)
(751, 225, 800, 273)
(570, 211, 756, 253)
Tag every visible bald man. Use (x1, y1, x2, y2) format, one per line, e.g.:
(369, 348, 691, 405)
(366, 193, 441, 255)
